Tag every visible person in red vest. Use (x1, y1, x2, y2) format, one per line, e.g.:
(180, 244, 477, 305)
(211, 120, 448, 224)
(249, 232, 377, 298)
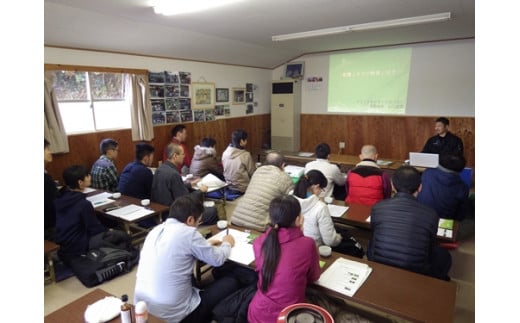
(163, 124, 191, 174)
(345, 145, 391, 206)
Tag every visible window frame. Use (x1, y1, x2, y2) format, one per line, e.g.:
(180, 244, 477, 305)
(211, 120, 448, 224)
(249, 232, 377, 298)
(45, 64, 148, 135)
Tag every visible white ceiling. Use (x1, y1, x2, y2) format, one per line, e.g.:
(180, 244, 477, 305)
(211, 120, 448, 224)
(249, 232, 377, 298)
(44, 0, 475, 69)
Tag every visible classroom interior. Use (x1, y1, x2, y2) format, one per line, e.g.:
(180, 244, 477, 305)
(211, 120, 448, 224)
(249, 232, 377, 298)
(44, 197, 475, 322)
(43, 2, 476, 321)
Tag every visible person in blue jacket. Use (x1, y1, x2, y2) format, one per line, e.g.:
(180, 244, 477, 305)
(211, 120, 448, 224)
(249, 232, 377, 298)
(418, 154, 471, 221)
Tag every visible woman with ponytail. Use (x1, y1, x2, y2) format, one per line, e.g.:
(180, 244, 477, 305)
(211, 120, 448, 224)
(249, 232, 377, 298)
(294, 170, 365, 259)
(247, 195, 321, 323)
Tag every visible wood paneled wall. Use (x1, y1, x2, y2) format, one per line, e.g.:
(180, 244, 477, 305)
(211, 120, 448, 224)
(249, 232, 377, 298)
(46, 114, 475, 182)
(300, 115, 475, 168)
(46, 115, 270, 181)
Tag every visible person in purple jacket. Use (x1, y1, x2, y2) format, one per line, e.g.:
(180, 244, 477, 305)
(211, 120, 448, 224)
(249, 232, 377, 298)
(248, 195, 321, 323)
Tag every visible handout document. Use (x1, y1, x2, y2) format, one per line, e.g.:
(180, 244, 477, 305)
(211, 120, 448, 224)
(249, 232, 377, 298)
(194, 173, 228, 192)
(208, 228, 255, 266)
(106, 204, 154, 221)
(316, 257, 372, 297)
(86, 192, 114, 208)
(327, 204, 349, 218)
(437, 218, 454, 238)
(284, 165, 305, 178)
(82, 187, 97, 194)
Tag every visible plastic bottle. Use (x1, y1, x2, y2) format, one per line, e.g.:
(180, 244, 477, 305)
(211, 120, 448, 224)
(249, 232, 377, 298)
(120, 294, 133, 323)
(134, 301, 148, 323)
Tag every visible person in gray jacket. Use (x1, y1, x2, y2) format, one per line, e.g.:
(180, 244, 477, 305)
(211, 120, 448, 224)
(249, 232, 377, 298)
(367, 165, 452, 281)
(231, 152, 293, 232)
(151, 143, 218, 225)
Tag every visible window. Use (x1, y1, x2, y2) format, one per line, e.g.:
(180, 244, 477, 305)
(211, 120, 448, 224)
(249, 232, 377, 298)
(53, 71, 131, 134)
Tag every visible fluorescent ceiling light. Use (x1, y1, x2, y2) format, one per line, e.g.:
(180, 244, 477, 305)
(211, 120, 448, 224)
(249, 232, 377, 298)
(272, 12, 451, 41)
(151, 0, 243, 16)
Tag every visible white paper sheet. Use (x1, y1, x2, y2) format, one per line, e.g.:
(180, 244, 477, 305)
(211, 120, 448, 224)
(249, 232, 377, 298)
(327, 204, 349, 218)
(316, 257, 372, 297)
(284, 165, 305, 178)
(208, 229, 255, 266)
(106, 204, 154, 221)
(82, 187, 97, 194)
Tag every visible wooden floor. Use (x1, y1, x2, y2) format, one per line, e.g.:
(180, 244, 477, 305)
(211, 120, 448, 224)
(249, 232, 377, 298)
(44, 198, 475, 322)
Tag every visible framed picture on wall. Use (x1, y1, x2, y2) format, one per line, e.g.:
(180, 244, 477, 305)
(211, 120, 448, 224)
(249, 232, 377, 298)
(232, 88, 245, 105)
(192, 82, 215, 109)
(216, 88, 229, 102)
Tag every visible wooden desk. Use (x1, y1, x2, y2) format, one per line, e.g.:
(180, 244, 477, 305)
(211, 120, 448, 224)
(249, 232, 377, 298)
(254, 149, 404, 173)
(89, 190, 169, 244)
(315, 252, 457, 323)
(332, 201, 459, 243)
(207, 224, 456, 323)
(44, 288, 165, 323)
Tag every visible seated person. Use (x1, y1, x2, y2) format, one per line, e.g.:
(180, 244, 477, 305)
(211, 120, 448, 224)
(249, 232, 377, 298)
(367, 166, 452, 281)
(54, 165, 108, 286)
(151, 143, 218, 225)
(44, 139, 59, 241)
(418, 154, 471, 221)
(163, 124, 192, 173)
(222, 129, 256, 194)
(91, 138, 119, 192)
(304, 143, 346, 200)
(189, 137, 225, 181)
(247, 195, 321, 322)
(293, 170, 364, 258)
(134, 195, 243, 323)
(118, 143, 156, 227)
(345, 145, 391, 206)
(118, 143, 155, 199)
(231, 152, 293, 232)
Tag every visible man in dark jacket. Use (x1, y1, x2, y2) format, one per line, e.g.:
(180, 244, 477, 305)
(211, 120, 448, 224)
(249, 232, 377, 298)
(44, 139, 59, 241)
(55, 165, 107, 258)
(418, 154, 471, 221)
(151, 143, 218, 225)
(55, 165, 111, 287)
(367, 165, 452, 281)
(422, 117, 464, 157)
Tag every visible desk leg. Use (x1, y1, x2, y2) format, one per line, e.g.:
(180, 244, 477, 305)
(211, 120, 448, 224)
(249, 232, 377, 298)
(46, 253, 55, 284)
(122, 223, 131, 235)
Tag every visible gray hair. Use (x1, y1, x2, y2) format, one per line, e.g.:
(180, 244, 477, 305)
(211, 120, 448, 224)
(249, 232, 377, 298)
(265, 151, 284, 168)
(166, 143, 182, 159)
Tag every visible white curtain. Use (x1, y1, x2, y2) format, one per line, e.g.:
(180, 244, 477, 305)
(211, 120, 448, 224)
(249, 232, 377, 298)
(128, 74, 154, 141)
(44, 71, 69, 153)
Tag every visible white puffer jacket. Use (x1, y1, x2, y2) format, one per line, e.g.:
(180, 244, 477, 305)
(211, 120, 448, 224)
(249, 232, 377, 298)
(294, 194, 342, 247)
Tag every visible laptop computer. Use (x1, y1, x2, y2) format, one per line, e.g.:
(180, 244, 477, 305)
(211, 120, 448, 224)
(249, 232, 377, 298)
(408, 152, 439, 168)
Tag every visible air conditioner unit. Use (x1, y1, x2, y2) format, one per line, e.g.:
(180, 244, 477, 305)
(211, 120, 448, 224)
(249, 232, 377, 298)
(271, 80, 301, 152)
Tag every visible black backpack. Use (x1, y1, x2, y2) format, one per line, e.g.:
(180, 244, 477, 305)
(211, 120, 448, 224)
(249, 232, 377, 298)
(61, 230, 139, 288)
(86, 246, 139, 283)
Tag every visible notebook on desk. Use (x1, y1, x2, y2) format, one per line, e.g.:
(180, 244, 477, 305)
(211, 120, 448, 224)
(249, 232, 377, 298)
(409, 152, 439, 168)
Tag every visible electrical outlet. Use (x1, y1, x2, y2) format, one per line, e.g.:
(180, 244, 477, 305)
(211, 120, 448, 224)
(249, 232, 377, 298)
(339, 142, 345, 149)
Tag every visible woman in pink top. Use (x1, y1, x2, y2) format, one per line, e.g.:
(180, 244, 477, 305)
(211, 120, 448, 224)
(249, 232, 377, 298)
(247, 195, 321, 323)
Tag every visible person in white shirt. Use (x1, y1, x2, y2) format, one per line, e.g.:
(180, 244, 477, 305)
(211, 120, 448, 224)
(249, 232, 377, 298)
(134, 195, 238, 323)
(304, 143, 346, 199)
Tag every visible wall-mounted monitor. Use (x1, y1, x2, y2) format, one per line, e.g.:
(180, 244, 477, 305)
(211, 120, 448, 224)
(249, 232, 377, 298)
(284, 61, 305, 79)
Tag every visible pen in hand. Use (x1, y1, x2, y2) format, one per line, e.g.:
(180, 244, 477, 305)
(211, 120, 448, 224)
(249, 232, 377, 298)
(226, 228, 229, 235)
